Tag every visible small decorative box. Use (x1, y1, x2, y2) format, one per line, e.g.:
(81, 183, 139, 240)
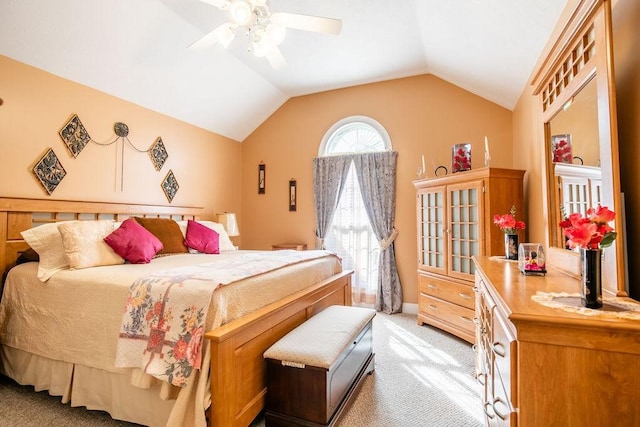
(518, 243, 546, 276)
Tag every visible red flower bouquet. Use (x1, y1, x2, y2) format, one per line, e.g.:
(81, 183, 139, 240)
(559, 205, 617, 249)
(493, 205, 526, 234)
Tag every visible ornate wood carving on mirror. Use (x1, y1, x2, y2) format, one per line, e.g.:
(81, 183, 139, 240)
(531, 0, 626, 296)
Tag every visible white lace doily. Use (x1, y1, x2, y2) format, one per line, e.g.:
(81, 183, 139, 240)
(531, 291, 640, 319)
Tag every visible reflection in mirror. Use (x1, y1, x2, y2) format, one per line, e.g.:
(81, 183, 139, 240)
(549, 77, 599, 167)
(534, 0, 625, 296)
(548, 76, 602, 246)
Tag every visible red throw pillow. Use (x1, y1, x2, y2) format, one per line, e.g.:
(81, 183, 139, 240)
(104, 218, 163, 264)
(184, 219, 220, 254)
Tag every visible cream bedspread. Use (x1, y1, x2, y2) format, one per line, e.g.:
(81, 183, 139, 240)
(0, 250, 342, 426)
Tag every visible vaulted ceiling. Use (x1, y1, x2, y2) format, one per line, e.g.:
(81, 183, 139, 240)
(0, 0, 567, 141)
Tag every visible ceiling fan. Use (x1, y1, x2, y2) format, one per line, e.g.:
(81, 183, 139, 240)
(189, 0, 342, 69)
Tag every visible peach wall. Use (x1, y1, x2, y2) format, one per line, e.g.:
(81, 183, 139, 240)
(0, 55, 242, 228)
(241, 74, 513, 305)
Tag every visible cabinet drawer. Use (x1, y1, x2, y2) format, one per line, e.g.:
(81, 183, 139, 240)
(492, 309, 516, 403)
(419, 294, 475, 334)
(419, 274, 475, 309)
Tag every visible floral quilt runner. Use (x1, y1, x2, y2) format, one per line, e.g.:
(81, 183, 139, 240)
(114, 250, 330, 386)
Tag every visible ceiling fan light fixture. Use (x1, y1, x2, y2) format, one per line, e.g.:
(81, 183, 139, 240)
(229, 0, 254, 26)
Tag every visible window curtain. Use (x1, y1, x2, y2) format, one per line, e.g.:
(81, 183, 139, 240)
(352, 151, 402, 314)
(312, 154, 353, 249)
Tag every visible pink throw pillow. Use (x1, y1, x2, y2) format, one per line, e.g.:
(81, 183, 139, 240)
(104, 218, 163, 263)
(184, 219, 220, 254)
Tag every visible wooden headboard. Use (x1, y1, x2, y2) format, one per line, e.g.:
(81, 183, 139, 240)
(0, 197, 203, 282)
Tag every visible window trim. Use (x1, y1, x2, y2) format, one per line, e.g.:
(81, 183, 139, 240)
(318, 115, 392, 156)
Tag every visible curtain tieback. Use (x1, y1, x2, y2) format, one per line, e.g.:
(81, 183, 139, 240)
(379, 227, 399, 250)
(315, 235, 326, 250)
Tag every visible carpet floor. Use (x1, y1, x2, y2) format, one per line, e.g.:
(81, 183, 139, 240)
(0, 313, 483, 427)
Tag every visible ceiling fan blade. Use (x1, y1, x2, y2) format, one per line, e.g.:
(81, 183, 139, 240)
(188, 23, 236, 50)
(197, 0, 230, 9)
(188, 29, 220, 50)
(265, 45, 287, 70)
(271, 12, 342, 35)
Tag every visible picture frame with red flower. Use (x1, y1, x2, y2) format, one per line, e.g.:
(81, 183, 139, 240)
(452, 143, 471, 173)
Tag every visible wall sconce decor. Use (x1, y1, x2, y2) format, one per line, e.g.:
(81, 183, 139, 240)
(289, 179, 297, 212)
(161, 169, 179, 203)
(258, 162, 266, 194)
(32, 148, 67, 195)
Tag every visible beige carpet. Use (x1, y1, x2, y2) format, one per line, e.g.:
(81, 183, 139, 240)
(0, 313, 483, 427)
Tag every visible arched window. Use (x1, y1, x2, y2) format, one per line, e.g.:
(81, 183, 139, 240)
(319, 116, 391, 305)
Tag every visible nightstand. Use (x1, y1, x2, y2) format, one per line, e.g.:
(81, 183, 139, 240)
(271, 243, 307, 251)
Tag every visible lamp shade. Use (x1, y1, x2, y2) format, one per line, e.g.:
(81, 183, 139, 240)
(216, 212, 239, 237)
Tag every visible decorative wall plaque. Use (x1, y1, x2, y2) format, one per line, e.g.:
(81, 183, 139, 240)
(59, 114, 90, 158)
(33, 148, 67, 195)
(149, 137, 168, 171)
(161, 169, 179, 203)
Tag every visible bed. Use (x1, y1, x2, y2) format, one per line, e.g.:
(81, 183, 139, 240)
(0, 197, 352, 427)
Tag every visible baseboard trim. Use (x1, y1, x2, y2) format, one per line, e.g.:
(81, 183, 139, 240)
(402, 303, 418, 314)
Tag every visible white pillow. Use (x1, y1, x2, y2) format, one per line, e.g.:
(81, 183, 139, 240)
(21, 221, 73, 281)
(58, 220, 124, 269)
(177, 220, 237, 252)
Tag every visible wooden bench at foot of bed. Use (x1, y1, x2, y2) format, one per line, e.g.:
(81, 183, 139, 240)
(206, 269, 353, 427)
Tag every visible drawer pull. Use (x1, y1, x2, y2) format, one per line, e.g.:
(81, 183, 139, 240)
(459, 316, 473, 323)
(472, 316, 480, 325)
(427, 284, 438, 290)
(483, 401, 495, 419)
(472, 285, 479, 292)
(458, 292, 472, 299)
(427, 304, 438, 310)
(493, 397, 509, 421)
(492, 342, 506, 358)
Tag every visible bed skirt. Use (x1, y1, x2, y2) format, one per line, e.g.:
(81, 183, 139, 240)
(1, 345, 175, 426)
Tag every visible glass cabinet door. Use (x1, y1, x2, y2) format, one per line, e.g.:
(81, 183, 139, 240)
(418, 186, 446, 274)
(447, 181, 483, 280)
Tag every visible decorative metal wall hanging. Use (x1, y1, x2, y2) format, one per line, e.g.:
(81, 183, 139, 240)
(149, 137, 168, 171)
(161, 169, 179, 203)
(59, 114, 91, 158)
(289, 179, 297, 212)
(258, 162, 266, 194)
(56, 114, 173, 199)
(33, 148, 67, 195)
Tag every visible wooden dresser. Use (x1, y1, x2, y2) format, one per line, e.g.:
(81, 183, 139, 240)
(413, 168, 524, 343)
(473, 256, 640, 426)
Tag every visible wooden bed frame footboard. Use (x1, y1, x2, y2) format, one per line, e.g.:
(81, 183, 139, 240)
(206, 269, 352, 427)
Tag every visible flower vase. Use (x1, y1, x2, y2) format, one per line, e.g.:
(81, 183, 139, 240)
(504, 234, 518, 260)
(580, 248, 603, 308)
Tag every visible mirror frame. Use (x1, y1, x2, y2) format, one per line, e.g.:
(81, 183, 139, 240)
(532, 0, 626, 296)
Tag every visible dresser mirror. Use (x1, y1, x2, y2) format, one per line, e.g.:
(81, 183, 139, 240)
(532, 0, 626, 296)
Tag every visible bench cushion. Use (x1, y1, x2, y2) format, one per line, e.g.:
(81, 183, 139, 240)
(264, 305, 376, 369)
